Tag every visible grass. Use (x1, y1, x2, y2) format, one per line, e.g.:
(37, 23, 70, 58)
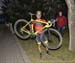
(19, 30, 75, 63)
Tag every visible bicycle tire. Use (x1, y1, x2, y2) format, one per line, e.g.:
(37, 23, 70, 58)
(42, 28, 63, 50)
(14, 19, 30, 39)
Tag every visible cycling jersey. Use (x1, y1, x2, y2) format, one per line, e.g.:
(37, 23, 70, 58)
(33, 19, 46, 34)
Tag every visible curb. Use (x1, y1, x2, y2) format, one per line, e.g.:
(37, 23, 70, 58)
(14, 36, 31, 63)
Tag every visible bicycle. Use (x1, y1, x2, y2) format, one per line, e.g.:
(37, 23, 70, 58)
(14, 12, 63, 50)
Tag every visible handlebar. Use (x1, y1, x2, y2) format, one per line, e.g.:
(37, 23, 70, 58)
(50, 19, 57, 24)
(28, 12, 35, 16)
(28, 12, 35, 19)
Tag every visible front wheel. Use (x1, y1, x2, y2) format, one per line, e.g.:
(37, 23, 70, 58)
(14, 19, 31, 39)
(42, 28, 63, 50)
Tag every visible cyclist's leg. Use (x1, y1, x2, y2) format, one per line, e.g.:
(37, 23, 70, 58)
(36, 34, 42, 58)
(58, 27, 63, 36)
(40, 33, 50, 54)
(59, 27, 64, 37)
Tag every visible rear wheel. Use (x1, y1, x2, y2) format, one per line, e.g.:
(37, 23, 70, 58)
(42, 28, 63, 50)
(14, 19, 31, 39)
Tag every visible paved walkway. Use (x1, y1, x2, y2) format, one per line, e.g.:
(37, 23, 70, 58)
(0, 24, 31, 63)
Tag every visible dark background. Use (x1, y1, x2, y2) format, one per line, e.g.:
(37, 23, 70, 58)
(0, 0, 68, 23)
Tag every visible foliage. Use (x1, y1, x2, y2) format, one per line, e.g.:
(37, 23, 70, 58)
(1, 0, 67, 22)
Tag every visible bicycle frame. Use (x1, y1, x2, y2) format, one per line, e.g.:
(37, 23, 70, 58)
(21, 13, 52, 35)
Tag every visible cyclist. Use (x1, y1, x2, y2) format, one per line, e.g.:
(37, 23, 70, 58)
(32, 10, 50, 58)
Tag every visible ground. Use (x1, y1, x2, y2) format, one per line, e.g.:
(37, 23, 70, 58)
(0, 24, 31, 63)
(18, 30, 75, 63)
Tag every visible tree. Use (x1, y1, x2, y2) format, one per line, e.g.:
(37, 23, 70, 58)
(2, 0, 67, 21)
(65, 0, 75, 51)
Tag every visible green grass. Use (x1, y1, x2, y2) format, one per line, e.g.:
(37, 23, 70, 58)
(19, 30, 75, 63)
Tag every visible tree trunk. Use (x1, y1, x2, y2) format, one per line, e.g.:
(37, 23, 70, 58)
(65, 0, 75, 51)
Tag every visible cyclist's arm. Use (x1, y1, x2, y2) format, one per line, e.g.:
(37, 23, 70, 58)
(41, 19, 52, 25)
(35, 19, 47, 24)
